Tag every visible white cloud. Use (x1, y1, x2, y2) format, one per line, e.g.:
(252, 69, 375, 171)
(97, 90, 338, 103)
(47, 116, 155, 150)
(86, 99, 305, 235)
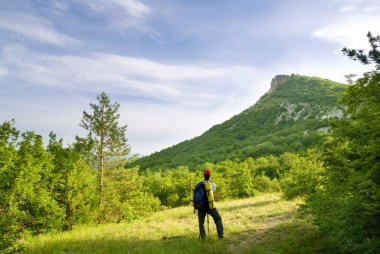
(340, 6, 354, 12)
(1, 46, 265, 154)
(313, 1, 380, 49)
(312, 16, 380, 49)
(0, 11, 80, 47)
(0, 67, 8, 77)
(51, 0, 70, 12)
(77, 0, 162, 42)
(82, 0, 151, 19)
(110, 0, 151, 19)
(328, 0, 379, 11)
(2, 46, 259, 109)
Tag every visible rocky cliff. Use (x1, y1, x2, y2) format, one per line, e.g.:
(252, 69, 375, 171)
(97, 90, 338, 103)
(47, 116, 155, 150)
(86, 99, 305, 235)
(269, 75, 290, 93)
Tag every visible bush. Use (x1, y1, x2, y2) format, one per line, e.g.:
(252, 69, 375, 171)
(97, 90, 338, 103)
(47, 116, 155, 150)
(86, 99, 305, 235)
(99, 167, 161, 223)
(280, 151, 324, 200)
(253, 174, 281, 193)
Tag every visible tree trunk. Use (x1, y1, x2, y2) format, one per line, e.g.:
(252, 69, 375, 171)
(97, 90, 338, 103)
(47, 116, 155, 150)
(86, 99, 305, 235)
(99, 154, 104, 202)
(99, 125, 104, 203)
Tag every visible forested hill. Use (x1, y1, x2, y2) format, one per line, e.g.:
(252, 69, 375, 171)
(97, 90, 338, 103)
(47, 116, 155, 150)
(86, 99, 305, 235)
(135, 74, 347, 170)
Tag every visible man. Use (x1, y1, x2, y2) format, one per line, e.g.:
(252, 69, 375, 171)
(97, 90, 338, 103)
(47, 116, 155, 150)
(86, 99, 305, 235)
(197, 169, 224, 239)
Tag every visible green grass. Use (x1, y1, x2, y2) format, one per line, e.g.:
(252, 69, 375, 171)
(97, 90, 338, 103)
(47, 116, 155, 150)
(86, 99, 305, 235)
(23, 194, 329, 254)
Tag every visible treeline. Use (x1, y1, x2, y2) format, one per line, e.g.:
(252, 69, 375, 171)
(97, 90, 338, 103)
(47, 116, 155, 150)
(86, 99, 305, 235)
(141, 153, 301, 208)
(0, 125, 159, 252)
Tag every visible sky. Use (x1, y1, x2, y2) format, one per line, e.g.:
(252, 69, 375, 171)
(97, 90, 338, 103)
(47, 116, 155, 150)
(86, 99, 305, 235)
(0, 0, 379, 155)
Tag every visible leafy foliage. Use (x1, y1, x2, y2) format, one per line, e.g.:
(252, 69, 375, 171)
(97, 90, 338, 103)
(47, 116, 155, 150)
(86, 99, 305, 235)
(47, 133, 99, 229)
(280, 150, 325, 200)
(141, 166, 196, 208)
(307, 32, 380, 253)
(0, 125, 65, 252)
(98, 167, 161, 223)
(0, 122, 157, 252)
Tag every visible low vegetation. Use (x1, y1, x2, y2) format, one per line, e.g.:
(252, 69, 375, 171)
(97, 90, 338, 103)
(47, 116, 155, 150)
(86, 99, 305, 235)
(23, 194, 329, 254)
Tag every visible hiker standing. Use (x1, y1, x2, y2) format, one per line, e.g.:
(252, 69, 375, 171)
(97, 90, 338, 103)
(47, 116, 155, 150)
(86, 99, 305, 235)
(194, 169, 224, 239)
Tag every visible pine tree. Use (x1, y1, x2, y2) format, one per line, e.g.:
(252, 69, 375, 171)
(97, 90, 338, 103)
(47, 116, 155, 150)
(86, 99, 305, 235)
(79, 92, 130, 199)
(342, 31, 380, 69)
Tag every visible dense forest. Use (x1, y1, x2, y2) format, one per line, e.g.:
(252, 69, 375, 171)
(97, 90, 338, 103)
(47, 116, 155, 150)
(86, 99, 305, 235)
(0, 33, 379, 253)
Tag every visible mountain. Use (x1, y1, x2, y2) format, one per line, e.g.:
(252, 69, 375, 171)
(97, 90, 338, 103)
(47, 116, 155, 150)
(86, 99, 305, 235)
(135, 74, 347, 170)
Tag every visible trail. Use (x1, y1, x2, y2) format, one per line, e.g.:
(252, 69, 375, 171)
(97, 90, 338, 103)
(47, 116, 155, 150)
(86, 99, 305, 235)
(225, 211, 294, 253)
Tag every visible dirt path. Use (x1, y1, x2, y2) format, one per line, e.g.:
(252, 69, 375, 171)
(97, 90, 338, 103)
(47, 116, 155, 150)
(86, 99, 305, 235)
(225, 212, 294, 253)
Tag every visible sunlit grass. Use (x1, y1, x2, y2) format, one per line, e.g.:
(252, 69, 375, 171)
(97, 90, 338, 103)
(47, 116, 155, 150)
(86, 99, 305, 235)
(23, 194, 329, 254)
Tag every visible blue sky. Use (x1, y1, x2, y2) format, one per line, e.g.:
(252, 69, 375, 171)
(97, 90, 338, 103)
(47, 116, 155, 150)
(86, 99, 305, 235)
(0, 0, 379, 155)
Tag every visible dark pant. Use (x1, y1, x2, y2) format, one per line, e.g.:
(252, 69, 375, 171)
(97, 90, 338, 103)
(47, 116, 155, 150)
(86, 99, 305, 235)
(198, 208, 223, 238)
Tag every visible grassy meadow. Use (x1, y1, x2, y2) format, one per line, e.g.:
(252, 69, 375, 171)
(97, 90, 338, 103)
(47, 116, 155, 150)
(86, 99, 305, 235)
(23, 194, 329, 254)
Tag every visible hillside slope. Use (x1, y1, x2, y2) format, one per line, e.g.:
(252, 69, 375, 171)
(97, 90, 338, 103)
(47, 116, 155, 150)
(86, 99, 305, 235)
(24, 194, 329, 254)
(136, 74, 346, 170)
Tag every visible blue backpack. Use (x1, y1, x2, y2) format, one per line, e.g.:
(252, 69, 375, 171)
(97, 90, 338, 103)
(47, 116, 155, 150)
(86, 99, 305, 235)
(194, 182, 209, 211)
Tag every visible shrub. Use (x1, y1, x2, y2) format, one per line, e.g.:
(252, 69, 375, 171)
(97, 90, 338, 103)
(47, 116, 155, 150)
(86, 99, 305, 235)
(280, 151, 324, 200)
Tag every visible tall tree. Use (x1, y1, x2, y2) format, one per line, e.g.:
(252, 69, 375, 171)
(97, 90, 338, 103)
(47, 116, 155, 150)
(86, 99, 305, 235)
(79, 92, 130, 198)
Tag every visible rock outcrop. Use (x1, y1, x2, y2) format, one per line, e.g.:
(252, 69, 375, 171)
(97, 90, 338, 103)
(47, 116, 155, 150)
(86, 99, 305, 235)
(269, 75, 290, 93)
